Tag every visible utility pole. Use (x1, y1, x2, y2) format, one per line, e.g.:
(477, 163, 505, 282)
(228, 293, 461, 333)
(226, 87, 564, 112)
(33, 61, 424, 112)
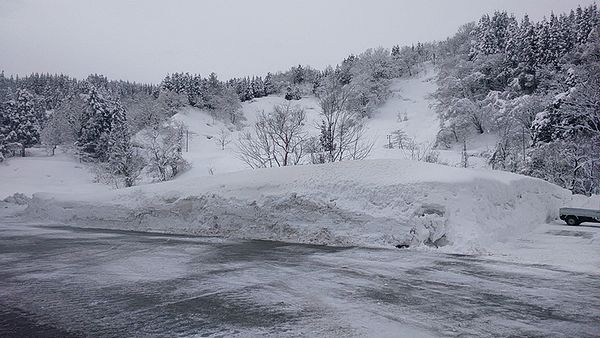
(461, 138, 468, 168)
(186, 130, 189, 153)
(522, 126, 526, 163)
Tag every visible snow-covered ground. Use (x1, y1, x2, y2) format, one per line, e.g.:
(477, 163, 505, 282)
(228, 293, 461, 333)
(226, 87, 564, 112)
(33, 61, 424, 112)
(368, 65, 440, 155)
(0, 148, 109, 200)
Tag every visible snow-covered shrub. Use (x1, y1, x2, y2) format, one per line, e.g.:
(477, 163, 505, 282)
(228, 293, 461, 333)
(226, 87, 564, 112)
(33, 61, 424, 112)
(214, 127, 232, 150)
(139, 122, 189, 182)
(405, 140, 439, 163)
(284, 86, 301, 101)
(3, 192, 32, 205)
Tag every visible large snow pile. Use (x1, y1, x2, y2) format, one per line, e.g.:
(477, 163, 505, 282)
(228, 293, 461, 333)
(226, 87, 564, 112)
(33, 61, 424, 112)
(23, 159, 570, 251)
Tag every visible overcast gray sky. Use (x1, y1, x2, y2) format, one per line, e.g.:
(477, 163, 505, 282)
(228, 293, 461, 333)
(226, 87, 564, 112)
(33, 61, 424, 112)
(0, 0, 595, 83)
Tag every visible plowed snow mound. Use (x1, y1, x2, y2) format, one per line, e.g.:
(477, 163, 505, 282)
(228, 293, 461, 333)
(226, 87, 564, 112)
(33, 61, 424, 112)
(24, 160, 569, 250)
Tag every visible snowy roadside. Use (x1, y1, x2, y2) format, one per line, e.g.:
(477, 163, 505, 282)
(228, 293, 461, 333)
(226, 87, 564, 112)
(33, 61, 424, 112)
(20, 159, 571, 251)
(481, 221, 600, 274)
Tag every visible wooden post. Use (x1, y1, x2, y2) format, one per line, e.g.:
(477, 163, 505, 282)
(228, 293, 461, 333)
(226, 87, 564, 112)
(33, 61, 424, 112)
(522, 126, 526, 163)
(462, 138, 468, 168)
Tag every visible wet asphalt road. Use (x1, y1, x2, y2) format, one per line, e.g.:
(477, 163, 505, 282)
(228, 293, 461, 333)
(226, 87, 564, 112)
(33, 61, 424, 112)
(0, 221, 599, 337)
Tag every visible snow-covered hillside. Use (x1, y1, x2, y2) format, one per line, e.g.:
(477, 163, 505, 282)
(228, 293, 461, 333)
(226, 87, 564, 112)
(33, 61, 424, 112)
(0, 66, 455, 202)
(169, 64, 444, 177)
(169, 63, 494, 179)
(171, 96, 323, 178)
(368, 65, 439, 153)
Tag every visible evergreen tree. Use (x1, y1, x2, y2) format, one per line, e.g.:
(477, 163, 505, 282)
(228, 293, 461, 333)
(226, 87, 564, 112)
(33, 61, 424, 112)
(291, 65, 305, 84)
(4, 88, 40, 156)
(535, 19, 552, 64)
(548, 12, 562, 64)
(520, 15, 538, 68)
(106, 101, 144, 187)
(252, 76, 265, 97)
(0, 99, 7, 161)
(264, 73, 276, 95)
(77, 84, 113, 161)
(505, 17, 521, 65)
(319, 120, 335, 161)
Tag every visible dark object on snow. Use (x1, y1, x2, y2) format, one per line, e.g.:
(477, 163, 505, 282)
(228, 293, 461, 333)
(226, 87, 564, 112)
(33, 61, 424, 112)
(3, 193, 32, 205)
(559, 207, 600, 226)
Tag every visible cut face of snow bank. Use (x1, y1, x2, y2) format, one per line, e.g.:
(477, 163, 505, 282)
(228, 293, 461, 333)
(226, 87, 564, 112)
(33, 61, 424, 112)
(23, 160, 570, 250)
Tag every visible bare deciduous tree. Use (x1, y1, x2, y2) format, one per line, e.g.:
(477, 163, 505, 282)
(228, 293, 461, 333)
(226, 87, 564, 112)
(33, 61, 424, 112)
(317, 79, 373, 162)
(237, 103, 307, 168)
(404, 139, 439, 163)
(215, 127, 232, 150)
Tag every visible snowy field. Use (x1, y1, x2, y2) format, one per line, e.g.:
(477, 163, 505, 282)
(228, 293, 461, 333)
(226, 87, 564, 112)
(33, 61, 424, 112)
(0, 148, 109, 200)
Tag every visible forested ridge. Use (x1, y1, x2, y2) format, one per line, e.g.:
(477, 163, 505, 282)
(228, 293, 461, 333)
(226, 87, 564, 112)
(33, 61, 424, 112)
(435, 4, 599, 194)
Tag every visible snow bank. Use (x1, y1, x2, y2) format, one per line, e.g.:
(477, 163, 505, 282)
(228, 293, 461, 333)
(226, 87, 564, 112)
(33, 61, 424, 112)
(23, 159, 570, 251)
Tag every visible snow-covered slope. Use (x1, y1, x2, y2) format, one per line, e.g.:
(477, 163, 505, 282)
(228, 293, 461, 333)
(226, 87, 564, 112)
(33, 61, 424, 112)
(24, 159, 570, 252)
(169, 64, 446, 178)
(172, 96, 323, 178)
(368, 65, 440, 154)
(0, 67, 452, 201)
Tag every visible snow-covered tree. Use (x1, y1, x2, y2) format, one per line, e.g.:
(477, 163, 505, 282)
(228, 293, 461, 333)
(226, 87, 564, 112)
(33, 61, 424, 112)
(263, 72, 276, 95)
(139, 122, 188, 182)
(77, 85, 114, 161)
(316, 78, 373, 162)
(284, 86, 301, 101)
(4, 88, 40, 156)
(0, 102, 8, 161)
(41, 111, 73, 155)
(215, 127, 232, 150)
(105, 102, 144, 187)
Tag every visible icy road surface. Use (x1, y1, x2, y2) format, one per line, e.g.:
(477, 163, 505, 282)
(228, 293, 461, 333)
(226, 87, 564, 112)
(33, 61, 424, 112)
(1, 222, 599, 337)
